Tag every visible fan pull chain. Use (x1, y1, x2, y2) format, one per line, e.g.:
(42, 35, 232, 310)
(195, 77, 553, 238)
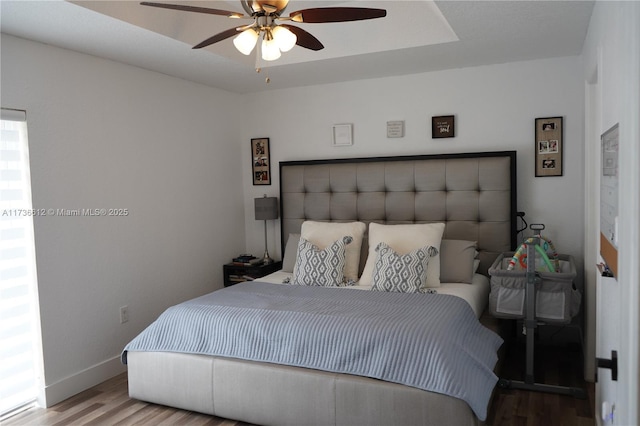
(254, 39, 271, 84)
(255, 68, 271, 84)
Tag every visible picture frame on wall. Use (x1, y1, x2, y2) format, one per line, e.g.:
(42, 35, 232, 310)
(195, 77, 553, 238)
(251, 138, 271, 185)
(332, 124, 353, 146)
(431, 115, 455, 138)
(535, 117, 563, 177)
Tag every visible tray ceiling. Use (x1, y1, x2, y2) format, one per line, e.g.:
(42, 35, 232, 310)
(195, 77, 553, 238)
(0, 1, 594, 93)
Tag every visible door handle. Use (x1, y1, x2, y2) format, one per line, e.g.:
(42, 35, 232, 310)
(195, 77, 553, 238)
(596, 350, 618, 381)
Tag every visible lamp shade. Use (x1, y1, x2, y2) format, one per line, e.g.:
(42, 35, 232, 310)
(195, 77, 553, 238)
(255, 196, 278, 220)
(261, 36, 281, 61)
(233, 29, 259, 55)
(272, 25, 297, 52)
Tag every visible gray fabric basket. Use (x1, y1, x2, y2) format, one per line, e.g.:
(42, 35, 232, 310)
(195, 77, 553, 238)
(488, 253, 580, 324)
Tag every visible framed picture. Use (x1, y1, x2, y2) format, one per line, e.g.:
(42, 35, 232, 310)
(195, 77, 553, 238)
(251, 138, 271, 185)
(602, 123, 619, 177)
(600, 123, 619, 276)
(432, 115, 455, 138)
(386, 121, 405, 138)
(332, 124, 353, 146)
(535, 117, 563, 177)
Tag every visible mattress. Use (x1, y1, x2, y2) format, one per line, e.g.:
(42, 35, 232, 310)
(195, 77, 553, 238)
(123, 281, 501, 420)
(258, 270, 490, 318)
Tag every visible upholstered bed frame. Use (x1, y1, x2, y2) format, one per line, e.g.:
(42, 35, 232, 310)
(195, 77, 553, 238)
(127, 151, 517, 426)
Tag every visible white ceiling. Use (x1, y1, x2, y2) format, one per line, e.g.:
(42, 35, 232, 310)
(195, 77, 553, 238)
(0, 0, 594, 94)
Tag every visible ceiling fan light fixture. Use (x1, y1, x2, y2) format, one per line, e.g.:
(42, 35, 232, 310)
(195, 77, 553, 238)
(261, 34, 281, 61)
(141, 1, 387, 64)
(272, 25, 297, 52)
(233, 28, 259, 55)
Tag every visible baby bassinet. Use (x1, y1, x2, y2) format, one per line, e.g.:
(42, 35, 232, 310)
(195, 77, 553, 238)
(488, 252, 581, 324)
(488, 231, 586, 398)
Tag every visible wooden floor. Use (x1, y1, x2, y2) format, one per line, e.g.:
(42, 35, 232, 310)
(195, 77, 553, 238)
(5, 340, 595, 426)
(3, 373, 250, 426)
(486, 335, 596, 426)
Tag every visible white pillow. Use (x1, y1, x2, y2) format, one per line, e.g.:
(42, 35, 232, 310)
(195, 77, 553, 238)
(300, 221, 366, 282)
(360, 222, 445, 288)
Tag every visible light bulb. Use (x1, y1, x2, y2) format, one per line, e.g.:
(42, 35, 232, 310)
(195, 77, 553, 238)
(261, 36, 281, 61)
(233, 29, 258, 55)
(272, 26, 297, 52)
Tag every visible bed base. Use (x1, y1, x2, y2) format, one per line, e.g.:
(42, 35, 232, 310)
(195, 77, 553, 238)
(127, 351, 480, 426)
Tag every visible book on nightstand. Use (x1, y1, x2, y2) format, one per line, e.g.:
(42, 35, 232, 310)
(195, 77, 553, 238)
(231, 255, 262, 266)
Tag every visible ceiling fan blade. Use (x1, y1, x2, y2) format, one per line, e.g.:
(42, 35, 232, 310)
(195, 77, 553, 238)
(280, 25, 323, 51)
(193, 27, 241, 49)
(289, 7, 386, 23)
(140, 2, 245, 18)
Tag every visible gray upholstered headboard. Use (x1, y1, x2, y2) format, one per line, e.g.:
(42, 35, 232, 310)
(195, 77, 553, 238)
(279, 151, 517, 276)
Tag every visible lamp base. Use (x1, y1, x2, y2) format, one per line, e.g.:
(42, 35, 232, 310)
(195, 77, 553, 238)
(261, 217, 274, 265)
(262, 251, 274, 265)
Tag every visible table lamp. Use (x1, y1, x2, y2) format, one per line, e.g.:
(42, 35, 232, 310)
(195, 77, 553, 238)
(254, 195, 278, 265)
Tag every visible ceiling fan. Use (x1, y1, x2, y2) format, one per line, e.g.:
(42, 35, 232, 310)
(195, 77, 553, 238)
(140, 1, 387, 62)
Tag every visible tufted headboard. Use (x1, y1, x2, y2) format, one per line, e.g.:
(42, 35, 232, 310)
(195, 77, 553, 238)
(279, 151, 517, 276)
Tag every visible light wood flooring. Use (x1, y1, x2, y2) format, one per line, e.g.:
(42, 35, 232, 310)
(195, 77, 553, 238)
(5, 340, 595, 426)
(2, 373, 249, 426)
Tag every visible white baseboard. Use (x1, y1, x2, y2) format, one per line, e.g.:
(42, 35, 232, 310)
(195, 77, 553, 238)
(40, 355, 127, 407)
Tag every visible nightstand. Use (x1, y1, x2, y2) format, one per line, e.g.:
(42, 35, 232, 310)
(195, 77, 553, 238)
(223, 261, 283, 287)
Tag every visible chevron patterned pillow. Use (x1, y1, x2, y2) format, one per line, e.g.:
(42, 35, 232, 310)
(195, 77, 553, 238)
(371, 242, 438, 293)
(292, 236, 353, 287)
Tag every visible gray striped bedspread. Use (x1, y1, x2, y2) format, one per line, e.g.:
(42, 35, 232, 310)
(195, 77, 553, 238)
(122, 281, 502, 420)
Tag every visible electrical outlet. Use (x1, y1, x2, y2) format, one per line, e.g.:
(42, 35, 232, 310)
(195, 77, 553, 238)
(120, 306, 129, 324)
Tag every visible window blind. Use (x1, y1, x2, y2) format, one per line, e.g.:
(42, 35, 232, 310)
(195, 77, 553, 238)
(0, 109, 42, 417)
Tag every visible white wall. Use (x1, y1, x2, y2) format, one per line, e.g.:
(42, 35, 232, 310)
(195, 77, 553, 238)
(240, 57, 586, 284)
(582, 2, 640, 424)
(1, 34, 246, 405)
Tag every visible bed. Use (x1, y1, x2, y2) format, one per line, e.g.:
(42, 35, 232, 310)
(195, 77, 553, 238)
(123, 151, 517, 426)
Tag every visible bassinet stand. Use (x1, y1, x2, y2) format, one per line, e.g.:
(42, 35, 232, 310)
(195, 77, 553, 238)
(497, 231, 586, 398)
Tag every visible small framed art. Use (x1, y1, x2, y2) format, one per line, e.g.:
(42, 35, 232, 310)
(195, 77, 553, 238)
(432, 115, 455, 138)
(332, 124, 353, 146)
(251, 138, 271, 185)
(535, 117, 563, 177)
(387, 121, 405, 138)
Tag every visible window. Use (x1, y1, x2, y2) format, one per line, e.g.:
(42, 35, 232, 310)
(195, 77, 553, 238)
(0, 109, 43, 418)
